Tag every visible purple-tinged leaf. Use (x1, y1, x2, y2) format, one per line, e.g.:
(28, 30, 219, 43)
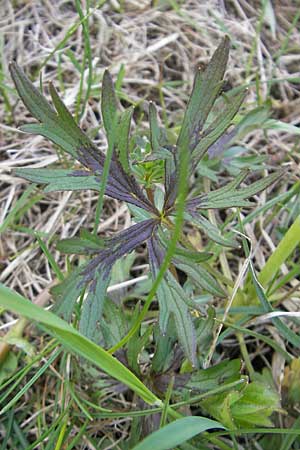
(207, 127, 237, 159)
(82, 219, 159, 286)
(192, 89, 246, 166)
(10, 63, 157, 214)
(176, 36, 230, 154)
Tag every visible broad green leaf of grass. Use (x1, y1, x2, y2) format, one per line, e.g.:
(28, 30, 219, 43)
(249, 263, 300, 348)
(0, 284, 161, 406)
(131, 416, 225, 450)
(258, 216, 300, 288)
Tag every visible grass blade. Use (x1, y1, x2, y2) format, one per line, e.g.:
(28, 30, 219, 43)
(131, 416, 225, 450)
(0, 284, 161, 406)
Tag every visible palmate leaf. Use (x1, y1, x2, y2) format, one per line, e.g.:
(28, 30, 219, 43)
(10, 63, 157, 213)
(52, 220, 159, 341)
(165, 37, 241, 209)
(201, 380, 280, 429)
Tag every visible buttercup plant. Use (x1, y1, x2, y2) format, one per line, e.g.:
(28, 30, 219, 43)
(9, 36, 281, 366)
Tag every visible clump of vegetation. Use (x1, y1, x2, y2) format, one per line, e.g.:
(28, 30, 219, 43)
(1, 31, 299, 450)
(8, 37, 281, 362)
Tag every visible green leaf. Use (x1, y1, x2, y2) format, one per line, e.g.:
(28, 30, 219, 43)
(152, 321, 177, 374)
(56, 236, 104, 254)
(101, 300, 128, 348)
(177, 36, 230, 154)
(258, 216, 300, 288)
(9, 62, 57, 123)
(0, 284, 160, 406)
(51, 265, 86, 320)
(197, 170, 283, 209)
(158, 229, 212, 262)
(101, 70, 118, 142)
(192, 89, 246, 164)
(249, 263, 300, 348)
(127, 322, 153, 375)
(263, 118, 300, 135)
(187, 359, 241, 393)
(15, 168, 100, 192)
(131, 416, 225, 450)
(79, 273, 111, 342)
(235, 102, 271, 138)
(201, 380, 280, 429)
(157, 273, 197, 366)
(10, 63, 94, 159)
(176, 261, 226, 298)
(116, 107, 133, 173)
(149, 101, 161, 153)
(186, 212, 238, 248)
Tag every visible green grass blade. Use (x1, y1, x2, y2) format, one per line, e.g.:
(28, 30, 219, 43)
(258, 216, 300, 287)
(0, 284, 161, 406)
(249, 263, 300, 348)
(131, 416, 225, 450)
(0, 184, 37, 234)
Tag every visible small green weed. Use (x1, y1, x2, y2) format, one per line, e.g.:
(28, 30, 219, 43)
(1, 34, 299, 449)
